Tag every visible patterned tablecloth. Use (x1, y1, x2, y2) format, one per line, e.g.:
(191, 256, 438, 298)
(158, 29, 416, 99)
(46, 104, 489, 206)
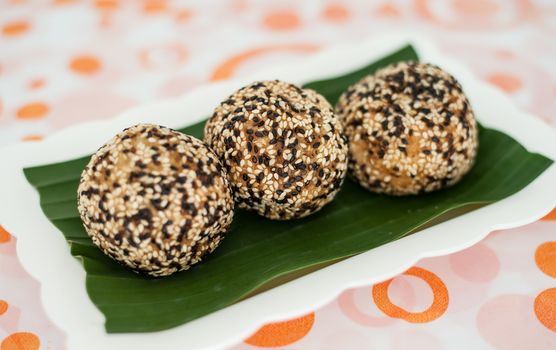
(1, 1, 555, 349)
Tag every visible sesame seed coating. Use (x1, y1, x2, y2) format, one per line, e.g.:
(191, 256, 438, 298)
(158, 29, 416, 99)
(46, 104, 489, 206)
(204, 80, 348, 220)
(77, 124, 234, 277)
(336, 62, 478, 195)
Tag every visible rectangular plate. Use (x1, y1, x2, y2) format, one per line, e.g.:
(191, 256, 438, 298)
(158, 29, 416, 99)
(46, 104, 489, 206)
(0, 33, 555, 350)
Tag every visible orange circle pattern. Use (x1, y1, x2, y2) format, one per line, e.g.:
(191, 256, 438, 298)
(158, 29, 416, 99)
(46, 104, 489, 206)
(69, 55, 102, 75)
(322, 4, 350, 22)
(28, 79, 45, 90)
(535, 242, 556, 278)
(487, 73, 523, 93)
(21, 134, 44, 142)
(54, 0, 79, 5)
(244, 312, 315, 347)
(210, 44, 318, 81)
(143, 0, 167, 14)
(372, 267, 449, 323)
(376, 3, 401, 17)
(262, 10, 301, 31)
(0, 226, 11, 244)
(16, 102, 49, 120)
(2, 21, 30, 36)
(534, 288, 556, 332)
(1, 333, 40, 350)
(0, 301, 7, 316)
(542, 208, 556, 221)
(94, 0, 118, 11)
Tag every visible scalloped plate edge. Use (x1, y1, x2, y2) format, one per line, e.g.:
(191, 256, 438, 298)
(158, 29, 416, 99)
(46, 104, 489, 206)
(0, 32, 555, 350)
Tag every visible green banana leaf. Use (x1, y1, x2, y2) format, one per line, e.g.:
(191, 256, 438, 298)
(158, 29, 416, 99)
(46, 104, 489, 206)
(23, 45, 553, 333)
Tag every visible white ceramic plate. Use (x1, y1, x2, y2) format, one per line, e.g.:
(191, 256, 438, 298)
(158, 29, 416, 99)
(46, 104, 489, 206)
(0, 33, 555, 350)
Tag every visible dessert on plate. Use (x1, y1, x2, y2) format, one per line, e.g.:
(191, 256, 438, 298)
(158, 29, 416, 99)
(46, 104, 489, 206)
(205, 80, 348, 220)
(336, 62, 478, 195)
(77, 124, 234, 277)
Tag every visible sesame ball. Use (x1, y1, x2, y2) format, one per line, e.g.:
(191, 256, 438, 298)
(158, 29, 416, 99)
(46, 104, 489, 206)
(204, 80, 348, 220)
(336, 62, 478, 195)
(77, 124, 234, 277)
